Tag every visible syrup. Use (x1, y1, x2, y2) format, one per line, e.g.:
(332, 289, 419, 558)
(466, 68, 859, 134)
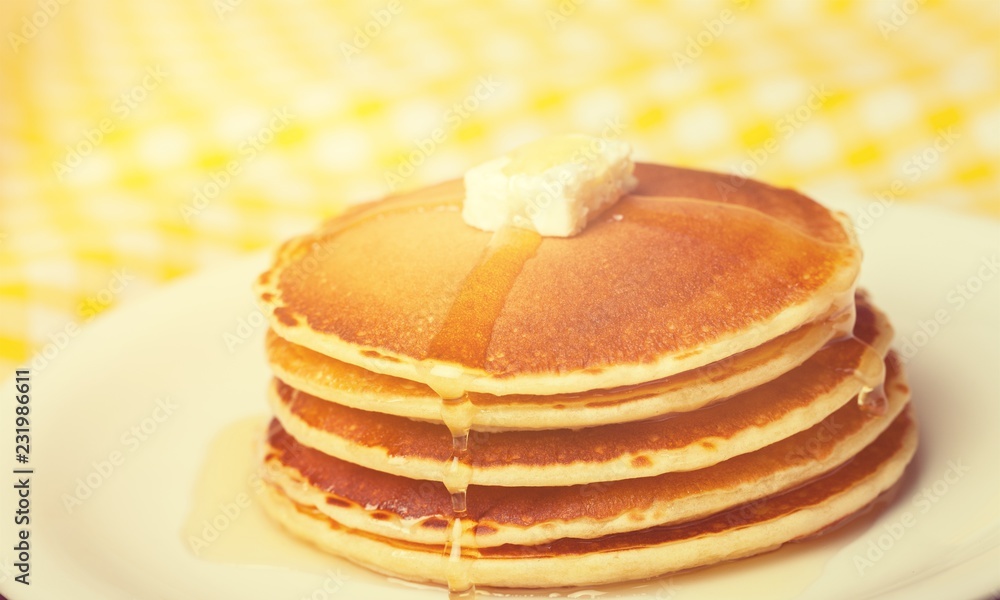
(245, 196, 882, 597)
(820, 296, 890, 417)
(421, 225, 543, 597)
(853, 344, 889, 417)
(181, 416, 348, 571)
(432, 384, 478, 599)
(181, 416, 876, 600)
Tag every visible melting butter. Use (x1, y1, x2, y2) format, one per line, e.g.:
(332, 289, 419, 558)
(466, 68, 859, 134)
(463, 134, 636, 237)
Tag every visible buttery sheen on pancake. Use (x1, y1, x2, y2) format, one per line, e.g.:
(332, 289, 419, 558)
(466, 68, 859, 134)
(264, 298, 854, 430)
(262, 352, 911, 549)
(260, 407, 916, 588)
(255, 163, 862, 395)
(252, 161, 916, 590)
(267, 299, 890, 486)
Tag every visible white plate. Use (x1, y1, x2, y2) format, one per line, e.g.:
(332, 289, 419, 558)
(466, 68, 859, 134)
(1, 198, 998, 600)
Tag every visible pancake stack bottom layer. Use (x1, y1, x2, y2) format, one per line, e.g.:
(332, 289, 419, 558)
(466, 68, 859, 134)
(253, 164, 917, 590)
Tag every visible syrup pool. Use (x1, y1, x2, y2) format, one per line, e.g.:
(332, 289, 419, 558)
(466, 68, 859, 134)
(182, 416, 875, 600)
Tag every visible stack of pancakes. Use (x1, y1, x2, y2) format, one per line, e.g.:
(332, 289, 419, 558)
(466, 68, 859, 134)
(253, 163, 916, 589)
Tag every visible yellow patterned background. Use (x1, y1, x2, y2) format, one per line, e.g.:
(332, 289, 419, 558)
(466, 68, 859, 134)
(1, 0, 997, 374)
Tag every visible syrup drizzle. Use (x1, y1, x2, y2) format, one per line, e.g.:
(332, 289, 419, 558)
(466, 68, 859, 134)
(295, 200, 880, 594)
(849, 337, 889, 418)
(857, 389, 888, 415)
(407, 215, 872, 596)
(422, 225, 543, 598)
(822, 296, 889, 417)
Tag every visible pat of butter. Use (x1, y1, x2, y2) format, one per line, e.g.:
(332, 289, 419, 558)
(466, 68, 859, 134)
(462, 134, 636, 237)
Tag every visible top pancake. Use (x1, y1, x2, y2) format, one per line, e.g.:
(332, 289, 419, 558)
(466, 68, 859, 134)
(255, 163, 861, 395)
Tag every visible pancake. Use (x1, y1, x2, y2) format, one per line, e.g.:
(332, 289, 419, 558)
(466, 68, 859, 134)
(262, 352, 910, 548)
(267, 299, 891, 487)
(254, 163, 862, 395)
(264, 294, 857, 430)
(253, 153, 916, 593)
(259, 406, 917, 588)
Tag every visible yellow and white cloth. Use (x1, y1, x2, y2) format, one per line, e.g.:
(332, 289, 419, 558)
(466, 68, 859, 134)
(0, 0, 997, 373)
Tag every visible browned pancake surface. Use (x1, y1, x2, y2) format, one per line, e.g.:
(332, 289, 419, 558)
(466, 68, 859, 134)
(257, 163, 858, 379)
(266, 406, 915, 558)
(264, 293, 866, 428)
(273, 329, 881, 471)
(265, 355, 908, 534)
(481, 406, 914, 558)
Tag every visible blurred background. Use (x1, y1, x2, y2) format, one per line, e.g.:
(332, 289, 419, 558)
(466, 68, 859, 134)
(0, 0, 997, 374)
